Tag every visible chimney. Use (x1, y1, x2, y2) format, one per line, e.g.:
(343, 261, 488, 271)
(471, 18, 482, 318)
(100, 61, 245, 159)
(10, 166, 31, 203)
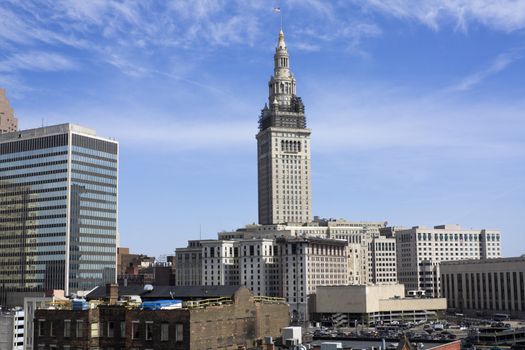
(106, 284, 118, 305)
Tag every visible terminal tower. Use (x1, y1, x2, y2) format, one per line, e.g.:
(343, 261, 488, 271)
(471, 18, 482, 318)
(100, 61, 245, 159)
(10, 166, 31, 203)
(257, 30, 312, 225)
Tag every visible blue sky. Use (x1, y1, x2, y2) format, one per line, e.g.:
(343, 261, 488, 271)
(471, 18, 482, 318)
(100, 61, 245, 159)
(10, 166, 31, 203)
(1, 1, 524, 257)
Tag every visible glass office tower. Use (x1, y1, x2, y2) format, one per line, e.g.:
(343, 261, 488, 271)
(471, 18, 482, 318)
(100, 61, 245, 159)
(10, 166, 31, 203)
(0, 124, 117, 298)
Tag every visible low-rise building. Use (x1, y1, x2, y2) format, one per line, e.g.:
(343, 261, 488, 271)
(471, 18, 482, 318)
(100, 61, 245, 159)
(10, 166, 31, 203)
(33, 285, 289, 350)
(23, 290, 67, 350)
(0, 307, 24, 350)
(440, 257, 525, 317)
(309, 284, 446, 326)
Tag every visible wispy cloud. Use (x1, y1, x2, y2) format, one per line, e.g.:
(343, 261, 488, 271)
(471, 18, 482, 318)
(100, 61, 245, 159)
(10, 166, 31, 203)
(358, 0, 525, 32)
(447, 49, 524, 92)
(0, 51, 77, 72)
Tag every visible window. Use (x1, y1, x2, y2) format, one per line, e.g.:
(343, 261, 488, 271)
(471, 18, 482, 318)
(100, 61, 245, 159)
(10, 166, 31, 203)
(64, 320, 71, 338)
(145, 322, 153, 341)
(120, 321, 126, 338)
(50, 321, 55, 336)
(132, 321, 140, 339)
(107, 321, 115, 337)
(175, 323, 183, 341)
(38, 320, 45, 337)
(76, 320, 84, 338)
(161, 323, 169, 341)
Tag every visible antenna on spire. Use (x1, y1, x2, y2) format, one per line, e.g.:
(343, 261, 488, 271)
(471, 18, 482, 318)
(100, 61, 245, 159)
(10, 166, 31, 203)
(273, 1, 282, 31)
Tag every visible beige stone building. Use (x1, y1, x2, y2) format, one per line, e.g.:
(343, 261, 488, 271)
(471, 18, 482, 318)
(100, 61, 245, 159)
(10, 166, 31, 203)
(441, 257, 525, 317)
(177, 235, 348, 323)
(310, 284, 447, 326)
(257, 30, 312, 225)
(175, 241, 203, 286)
(368, 237, 397, 284)
(216, 219, 393, 286)
(0, 88, 18, 133)
(395, 224, 501, 297)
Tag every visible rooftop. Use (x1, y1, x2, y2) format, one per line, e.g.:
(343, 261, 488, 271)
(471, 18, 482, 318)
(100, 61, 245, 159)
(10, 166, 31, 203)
(0, 123, 113, 142)
(86, 284, 243, 301)
(441, 256, 525, 266)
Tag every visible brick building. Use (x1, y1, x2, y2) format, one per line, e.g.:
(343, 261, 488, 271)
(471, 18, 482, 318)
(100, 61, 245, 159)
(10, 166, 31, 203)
(33, 285, 289, 349)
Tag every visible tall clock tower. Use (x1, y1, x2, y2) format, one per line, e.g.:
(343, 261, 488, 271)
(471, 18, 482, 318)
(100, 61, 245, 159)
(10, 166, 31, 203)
(257, 30, 312, 225)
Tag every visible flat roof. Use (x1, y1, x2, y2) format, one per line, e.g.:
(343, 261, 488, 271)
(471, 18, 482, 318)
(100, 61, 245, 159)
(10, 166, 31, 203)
(0, 123, 115, 143)
(441, 256, 525, 266)
(86, 285, 243, 300)
(311, 339, 457, 350)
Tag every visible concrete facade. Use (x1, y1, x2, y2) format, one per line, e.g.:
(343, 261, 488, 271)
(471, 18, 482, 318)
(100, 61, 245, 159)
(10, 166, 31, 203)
(215, 219, 389, 285)
(440, 257, 525, 317)
(368, 237, 397, 284)
(23, 291, 66, 350)
(177, 236, 348, 323)
(310, 284, 446, 325)
(395, 224, 501, 297)
(0, 88, 18, 134)
(175, 241, 203, 286)
(0, 308, 24, 350)
(257, 30, 312, 225)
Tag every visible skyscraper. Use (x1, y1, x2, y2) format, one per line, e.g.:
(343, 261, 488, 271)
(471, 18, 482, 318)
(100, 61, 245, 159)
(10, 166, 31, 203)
(0, 124, 118, 305)
(257, 30, 312, 225)
(0, 88, 18, 134)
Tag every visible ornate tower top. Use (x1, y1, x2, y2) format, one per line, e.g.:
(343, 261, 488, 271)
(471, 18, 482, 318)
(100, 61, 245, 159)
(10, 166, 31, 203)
(259, 30, 305, 131)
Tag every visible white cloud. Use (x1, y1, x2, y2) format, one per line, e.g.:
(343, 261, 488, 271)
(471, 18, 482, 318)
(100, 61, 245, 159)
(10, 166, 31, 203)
(0, 51, 77, 72)
(447, 49, 523, 92)
(359, 0, 525, 32)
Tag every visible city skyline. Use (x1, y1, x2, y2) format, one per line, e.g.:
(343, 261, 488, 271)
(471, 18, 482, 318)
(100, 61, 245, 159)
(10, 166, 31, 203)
(1, 1, 524, 257)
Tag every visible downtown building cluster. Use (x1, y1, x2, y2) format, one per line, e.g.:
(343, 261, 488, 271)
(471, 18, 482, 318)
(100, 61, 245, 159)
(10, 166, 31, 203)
(0, 27, 521, 350)
(173, 30, 504, 322)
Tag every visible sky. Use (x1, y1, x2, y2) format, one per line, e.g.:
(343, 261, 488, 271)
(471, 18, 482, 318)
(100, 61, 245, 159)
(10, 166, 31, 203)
(1, 0, 524, 258)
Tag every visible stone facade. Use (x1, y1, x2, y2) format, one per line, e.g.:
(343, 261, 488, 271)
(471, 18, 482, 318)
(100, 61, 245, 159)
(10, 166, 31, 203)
(310, 284, 447, 326)
(33, 287, 289, 350)
(395, 224, 501, 297)
(257, 30, 312, 225)
(440, 257, 525, 317)
(368, 236, 397, 284)
(0, 88, 18, 133)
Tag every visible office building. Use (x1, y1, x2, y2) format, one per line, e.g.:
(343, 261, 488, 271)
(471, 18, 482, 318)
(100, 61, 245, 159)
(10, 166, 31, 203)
(0, 124, 118, 305)
(309, 284, 447, 326)
(257, 30, 312, 225)
(175, 241, 203, 287)
(368, 236, 397, 284)
(441, 257, 525, 317)
(0, 89, 18, 134)
(277, 237, 348, 323)
(395, 224, 501, 297)
(177, 235, 348, 323)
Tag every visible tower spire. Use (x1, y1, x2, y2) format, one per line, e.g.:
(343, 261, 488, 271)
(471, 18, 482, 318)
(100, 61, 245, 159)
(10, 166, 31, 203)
(257, 29, 311, 225)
